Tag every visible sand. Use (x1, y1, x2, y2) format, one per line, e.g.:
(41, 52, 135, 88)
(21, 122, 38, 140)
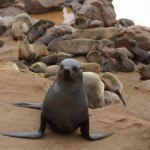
(0, 33, 150, 150)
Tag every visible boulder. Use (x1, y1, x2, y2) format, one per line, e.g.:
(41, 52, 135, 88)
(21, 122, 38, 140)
(23, 0, 64, 14)
(113, 25, 150, 51)
(71, 0, 116, 27)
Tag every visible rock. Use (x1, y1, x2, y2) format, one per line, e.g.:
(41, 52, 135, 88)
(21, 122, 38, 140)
(72, 0, 116, 27)
(0, 0, 19, 8)
(23, 0, 64, 14)
(135, 80, 150, 91)
(0, 1, 25, 28)
(113, 25, 150, 51)
(104, 91, 122, 105)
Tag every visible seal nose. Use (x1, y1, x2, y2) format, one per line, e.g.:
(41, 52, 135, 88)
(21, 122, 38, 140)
(63, 68, 72, 76)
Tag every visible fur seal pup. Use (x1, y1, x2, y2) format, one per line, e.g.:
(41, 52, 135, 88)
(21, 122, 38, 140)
(115, 18, 135, 29)
(40, 52, 73, 65)
(72, 27, 123, 40)
(83, 72, 105, 109)
(112, 51, 135, 72)
(11, 13, 33, 40)
(81, 63, 101, 73)
(26, 19, 55, 43)
(138, 65, 150, 80)
(29, 62, 47, 73)
(38, 30, 72, 46)
(129, 39, 150, 65)
(48, 39, 96, 56)
(18, 34, 49, 63)
(0, 25, 7, 35)
(86, 43, 116, 72)
(101, 72, 126, 106)
(2, 58, 114, 140)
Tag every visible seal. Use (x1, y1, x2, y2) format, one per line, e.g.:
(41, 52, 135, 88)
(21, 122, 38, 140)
(0, 25, 7, 35)
(48, 38, 96, 56)
(26, 19, 55, 43)
(11, 13, 33, 40)
(29, 62, 47, 73)
(72, 27, 123, 40)
(2, 58, 114, 140)
(0, 40, 4, 48)
(112, 51, 135, 72)
(101, 72, 126, 106)
(18, 34, 49, 63)
(81, 62, 101, 73)
(138, 65, 150, 80)
(40, 52, 73, 65)
(115, 18, 135, 29)
(83, 72, 105, 109)
(129, 39, 150, 65)
(38, 29, 72, 46)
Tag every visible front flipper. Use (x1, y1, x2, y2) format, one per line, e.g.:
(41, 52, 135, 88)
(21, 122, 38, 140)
(2, 116, 46, 139)
(13, 102, 42, 110)
(80, 119, 114, 141)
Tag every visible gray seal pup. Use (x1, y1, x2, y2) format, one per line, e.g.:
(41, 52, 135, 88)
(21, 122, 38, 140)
(101, 72, 126, 106)
(2, 58, 114, 140)
(129, 39, 150, 65)
(11, 13, 33, 40)
(26, 19, 55, 43)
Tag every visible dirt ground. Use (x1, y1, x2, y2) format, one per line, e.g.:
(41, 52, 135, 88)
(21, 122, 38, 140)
(0, 32, 150, 150)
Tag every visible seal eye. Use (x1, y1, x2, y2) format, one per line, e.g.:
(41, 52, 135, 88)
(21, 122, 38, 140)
(72, 66, 78, 72)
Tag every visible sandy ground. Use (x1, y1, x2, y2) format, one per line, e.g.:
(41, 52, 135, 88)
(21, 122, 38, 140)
(0, 33, 150, 150)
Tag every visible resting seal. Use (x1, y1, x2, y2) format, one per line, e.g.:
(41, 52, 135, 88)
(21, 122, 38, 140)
(2, 58, 114, 140)
(26, 19, 55, 43)
(112, 51, 135, 72)
(72, 27, 123, 40)
(18, 34, 49, 63)
(129, 39, 150, 64)
(83, 72, 105, 109)
(138, 65, 150, 80)
(101, 72, 126, 106)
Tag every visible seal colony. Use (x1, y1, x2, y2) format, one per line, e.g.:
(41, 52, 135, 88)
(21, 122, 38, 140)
(2, 59, 114, 140)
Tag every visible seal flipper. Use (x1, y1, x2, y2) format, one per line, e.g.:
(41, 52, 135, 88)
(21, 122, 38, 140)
(2, 116, 46, 139)
(80, 119, 114, 141)
(13, 102, 42, 110)
(115, 91, 126, 107)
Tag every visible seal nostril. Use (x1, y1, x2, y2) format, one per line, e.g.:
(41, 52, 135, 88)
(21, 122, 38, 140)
(63, 69, 71, 75)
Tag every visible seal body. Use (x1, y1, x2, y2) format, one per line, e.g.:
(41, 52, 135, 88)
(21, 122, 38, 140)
(129, 39, 150, 65)
(83, 72, 105, 109)
(72, 27, 123, 40)
(2, 58, 114, 140)
(112, 51, 135, 72)
(18, 34, 49, 63)
(26, 19, 55, 43)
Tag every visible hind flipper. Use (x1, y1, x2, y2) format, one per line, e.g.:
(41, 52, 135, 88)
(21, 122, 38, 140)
(115, 91, 126, 107)
(13, 102, 42, 110)
(2, 116, 46, 139)
(80, 119, 114, 141)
